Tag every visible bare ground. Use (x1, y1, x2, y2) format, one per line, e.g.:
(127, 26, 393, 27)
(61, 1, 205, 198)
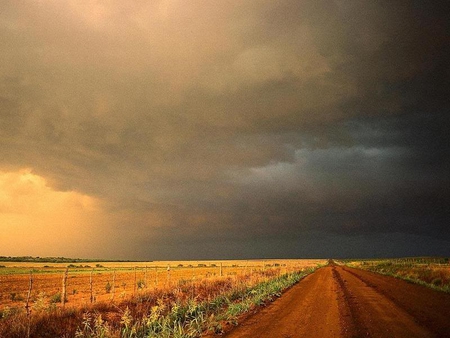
(224, 265, 450, 338)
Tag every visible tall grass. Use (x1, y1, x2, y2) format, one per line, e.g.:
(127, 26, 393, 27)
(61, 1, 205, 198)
(345, 259, 450, 293)
(0, 266, 321, 337)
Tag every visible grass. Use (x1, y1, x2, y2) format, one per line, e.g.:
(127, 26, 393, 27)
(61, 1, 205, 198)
(0, 259, 325, 311)
(0, 264, 322, 337)
(343, 258, 450, 293)
(76, 268, 317, 337)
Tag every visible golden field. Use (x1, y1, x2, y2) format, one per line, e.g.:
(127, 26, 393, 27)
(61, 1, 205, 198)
(0, 259, 326, 310)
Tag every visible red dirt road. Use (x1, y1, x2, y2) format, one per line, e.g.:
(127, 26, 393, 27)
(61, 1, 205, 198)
(225, 265, 450, 338)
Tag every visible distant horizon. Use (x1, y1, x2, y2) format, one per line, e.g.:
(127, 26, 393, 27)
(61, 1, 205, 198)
(1, 255, 448, 263)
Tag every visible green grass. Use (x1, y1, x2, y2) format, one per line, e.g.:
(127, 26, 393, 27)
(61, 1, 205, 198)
(344, 258, 450, 294)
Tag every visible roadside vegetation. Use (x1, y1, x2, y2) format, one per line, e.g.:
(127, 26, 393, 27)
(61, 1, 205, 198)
(343, 257, 450, 293)
(0, 261, 323, 337)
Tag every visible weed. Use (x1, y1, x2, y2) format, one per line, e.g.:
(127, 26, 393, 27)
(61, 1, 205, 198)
(33, 291, 48, 312)
(50, 292, 62, 303)
(137, 280, 146, 290)
(105, 282, 112, 293)
(432, 278, 442, 286)
(1, 306, 11, 319)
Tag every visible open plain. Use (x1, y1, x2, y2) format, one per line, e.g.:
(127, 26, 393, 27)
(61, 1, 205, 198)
(0, 259, 323, 311)
(1, 259, 450, 337)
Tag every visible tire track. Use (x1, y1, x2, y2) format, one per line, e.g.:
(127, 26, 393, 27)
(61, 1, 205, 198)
(332, 266, 366, 337)
(223, 265, 449, 338)
(341, 266, 450, 338)
(224, 267, 341, 338)
(335, 266, 433, 338)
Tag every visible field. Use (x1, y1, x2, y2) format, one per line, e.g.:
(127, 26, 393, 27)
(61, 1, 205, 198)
(0, 259, 325, 337)
(2, 257, 449, 337)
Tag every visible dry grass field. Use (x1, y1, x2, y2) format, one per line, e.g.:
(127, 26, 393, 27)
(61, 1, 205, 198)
(0, 259, 326, 337)
(0, 259, 325, 311)
(2, 258, 449, 337)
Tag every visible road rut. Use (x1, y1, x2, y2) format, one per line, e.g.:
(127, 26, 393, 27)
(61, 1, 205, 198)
(224, 265, 450, 338)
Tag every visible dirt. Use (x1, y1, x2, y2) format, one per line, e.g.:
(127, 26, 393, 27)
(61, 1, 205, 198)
(224, 265, 450, 338)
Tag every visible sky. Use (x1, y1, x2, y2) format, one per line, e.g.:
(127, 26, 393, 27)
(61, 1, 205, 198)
(0, 1, 449, 260)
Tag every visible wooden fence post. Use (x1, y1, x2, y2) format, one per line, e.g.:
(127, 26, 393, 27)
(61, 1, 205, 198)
(144, 266, 148, 288)
(25, 271, 33, 315)
(25, 270, 33, 338)
(111, 270, 116, 301)
(133, 267, 137, 296)
(167, 265, 171, 286)
(90, 269, 94, 304)
(62, 268, 68, 308)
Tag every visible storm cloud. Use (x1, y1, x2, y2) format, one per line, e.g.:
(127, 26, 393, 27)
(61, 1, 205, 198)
(0, 1, 449, 259)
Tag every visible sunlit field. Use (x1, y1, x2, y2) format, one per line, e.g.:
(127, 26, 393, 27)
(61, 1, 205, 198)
(0, 259, 325, 337)
(0, 259, 324, 310)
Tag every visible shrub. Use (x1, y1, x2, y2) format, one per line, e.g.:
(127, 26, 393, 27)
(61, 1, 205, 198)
(50, 292, 62, 304)
(105, 282, 112, 293)
(10, 293, 24, 302)
(137, 280, 146, 289)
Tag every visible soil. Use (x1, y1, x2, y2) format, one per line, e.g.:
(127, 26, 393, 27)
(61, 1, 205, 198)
(224, 265, 450, 338)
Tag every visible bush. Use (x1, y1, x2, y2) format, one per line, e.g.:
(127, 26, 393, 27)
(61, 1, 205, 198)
(10, 293, 23, 301)
(137, 280, 146, 289)
(105, 282, 112, 293)
(50, 292, 61, 304)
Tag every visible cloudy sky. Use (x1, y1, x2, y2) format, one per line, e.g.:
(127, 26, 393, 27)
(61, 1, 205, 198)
(0, 1, 449, 260)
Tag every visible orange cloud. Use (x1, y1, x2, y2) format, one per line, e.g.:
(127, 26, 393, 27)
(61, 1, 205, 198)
(0, 169, 107, 258)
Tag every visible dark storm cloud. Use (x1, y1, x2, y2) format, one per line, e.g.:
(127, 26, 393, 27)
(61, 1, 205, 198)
(0, 0, 449, 258)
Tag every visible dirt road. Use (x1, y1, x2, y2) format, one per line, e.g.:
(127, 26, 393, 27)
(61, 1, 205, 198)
(224, 265, 450, 338)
